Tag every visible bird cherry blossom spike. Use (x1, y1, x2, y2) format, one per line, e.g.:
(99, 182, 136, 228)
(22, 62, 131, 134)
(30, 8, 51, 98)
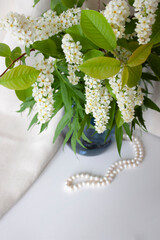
(65, 134, 144, 191)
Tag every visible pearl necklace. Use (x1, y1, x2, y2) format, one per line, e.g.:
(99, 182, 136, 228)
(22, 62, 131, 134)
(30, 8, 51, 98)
(65, 134, 144, 191)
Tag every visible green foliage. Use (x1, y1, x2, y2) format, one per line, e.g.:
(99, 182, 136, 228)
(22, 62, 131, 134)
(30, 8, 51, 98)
(50, 0, 61, 10)
(107, 100, 116, 130)
(141, 72, 159, 82)
(123, 123, 132, 140)
(77, 0, 85, 7)
(135, 106, 146, 130)
(127, 43, 153, 67)
(28, 113, 38, 130)
(127, 65, 142, 88)
(121, 66, 129, 89)
(150, 3, 160, 44)
(105, 79, 116, 99)
(32, 38, 64, 59)
(128, 0, 134, 6)
(83, 49, 104, 61)
(143, 96, 160, 112)
(115, 125, 123, 156)
(15, 87, 33, 101)
(0, 65, 40, 90)
(5, 47, 22, 68)
(0, 43, 11, 57)
(66, 25, 98, 51)
(53, 111, 72, 143)
(80, 10, 117, 51)
(51, 1, 68, 15)
(148, 53, 160, 80)
(117, 39, 139, 52)
(79, 57, 121, 79)
(125, 19, 136, 34)
(17, 97, 35, 113)
(115, 109, 124, 128)
(61, 0, 77, 8)
(33, 0, 40, 7)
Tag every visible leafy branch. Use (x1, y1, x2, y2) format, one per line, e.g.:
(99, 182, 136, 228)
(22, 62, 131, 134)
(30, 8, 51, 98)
(0, 48, 35, 78)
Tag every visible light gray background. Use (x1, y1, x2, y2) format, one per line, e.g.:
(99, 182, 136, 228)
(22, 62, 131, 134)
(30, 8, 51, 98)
(0, 131, 160, 240)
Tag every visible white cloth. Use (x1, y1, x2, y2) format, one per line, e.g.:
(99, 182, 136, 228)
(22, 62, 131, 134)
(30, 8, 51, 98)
(0, 0, 63, 218)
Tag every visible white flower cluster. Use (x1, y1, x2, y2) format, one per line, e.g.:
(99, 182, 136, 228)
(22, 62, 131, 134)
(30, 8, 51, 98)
(102, 0, 130, 39)
(0, 8, 81, 47)
(32, 58, 55, 124)
(133, 0, 160, 44)
(84, 75, 112, 134)
(62, 34, 83, 85)
(109, 70, 144, 123)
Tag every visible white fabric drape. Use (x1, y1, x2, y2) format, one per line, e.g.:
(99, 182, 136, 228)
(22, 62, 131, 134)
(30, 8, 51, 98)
(0, 0, 63, 219)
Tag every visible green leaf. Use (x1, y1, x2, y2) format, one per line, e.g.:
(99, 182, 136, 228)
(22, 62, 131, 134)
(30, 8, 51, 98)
(50, 0, 61, 10)
(125, 19, 136, 34)
(32, 38, 64, 59)
(128, 0, 134, 6)
(25, 46, 31, 56)
(66, 25, 98, 50)
(5, 57, 14, 69)
(0, 65, 40, 90)
(107, 100, 116, 130)
(60, 76, 71, 113)
(127, 65, 142, 88)
(121, 66, 129, 89)
(115, 125, 123, 156)
(83, 49, 104, 61)
(150, 4, 160, 44)
(5, 47, 22, 69)
(17, 97, 35, 113)
(80, 10, 117, 51)
(61, 0, 77, 8)
(135, 106, 146, 129)
(123, 123, 132, 140)
(28, 113, 38, 130)
(53, 112, 71, 143)
(117, 39, 139, 52)
(0, 43, 11, 57)
(115, 109, 124, 128)
(77, 0, 85, 7)
(54, 3, 68, 15)
(128, 43, 153, 67)
(11, 47, 22, 59)
(143, 96, 160, 112)
(79, 57, 121, 80)
(15, 87, 33, 101)
(148, 53, 160, 80)
(141, 72, 159, 81)
(33, 0, 40, 7)
(40, 122, 49, 133)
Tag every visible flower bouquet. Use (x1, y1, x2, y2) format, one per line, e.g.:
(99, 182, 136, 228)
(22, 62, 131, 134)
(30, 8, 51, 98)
(0, 0, 160, 154)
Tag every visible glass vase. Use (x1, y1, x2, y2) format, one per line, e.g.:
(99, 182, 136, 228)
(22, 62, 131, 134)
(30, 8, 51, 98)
(63, 118, 115, 156)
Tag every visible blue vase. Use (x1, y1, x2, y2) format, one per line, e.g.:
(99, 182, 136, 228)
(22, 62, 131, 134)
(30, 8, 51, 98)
(64, 118, 115, 156)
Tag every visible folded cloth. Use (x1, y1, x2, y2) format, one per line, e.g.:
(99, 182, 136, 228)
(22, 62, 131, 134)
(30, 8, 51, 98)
(0, 0, 63, 219)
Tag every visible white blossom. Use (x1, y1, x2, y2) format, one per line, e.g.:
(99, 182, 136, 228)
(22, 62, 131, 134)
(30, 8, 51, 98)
(109, 69, 144, 123)
(62, 34, 83, 85)
(0, 8, 81, 47)
(133, 0, 160, 44)
(84, 75, 112, 134)
(102, 0, 130, 39)
(32, 58, 55, 124)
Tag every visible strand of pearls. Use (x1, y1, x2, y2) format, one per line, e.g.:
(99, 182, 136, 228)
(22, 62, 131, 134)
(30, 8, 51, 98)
(65, 134, 144, 192)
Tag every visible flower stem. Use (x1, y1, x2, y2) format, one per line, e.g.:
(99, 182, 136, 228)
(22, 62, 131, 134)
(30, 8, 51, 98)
(0, 48, 35, 78)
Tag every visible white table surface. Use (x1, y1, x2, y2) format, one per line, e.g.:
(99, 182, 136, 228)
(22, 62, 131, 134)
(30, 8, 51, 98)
(0, 131, 160, 240)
